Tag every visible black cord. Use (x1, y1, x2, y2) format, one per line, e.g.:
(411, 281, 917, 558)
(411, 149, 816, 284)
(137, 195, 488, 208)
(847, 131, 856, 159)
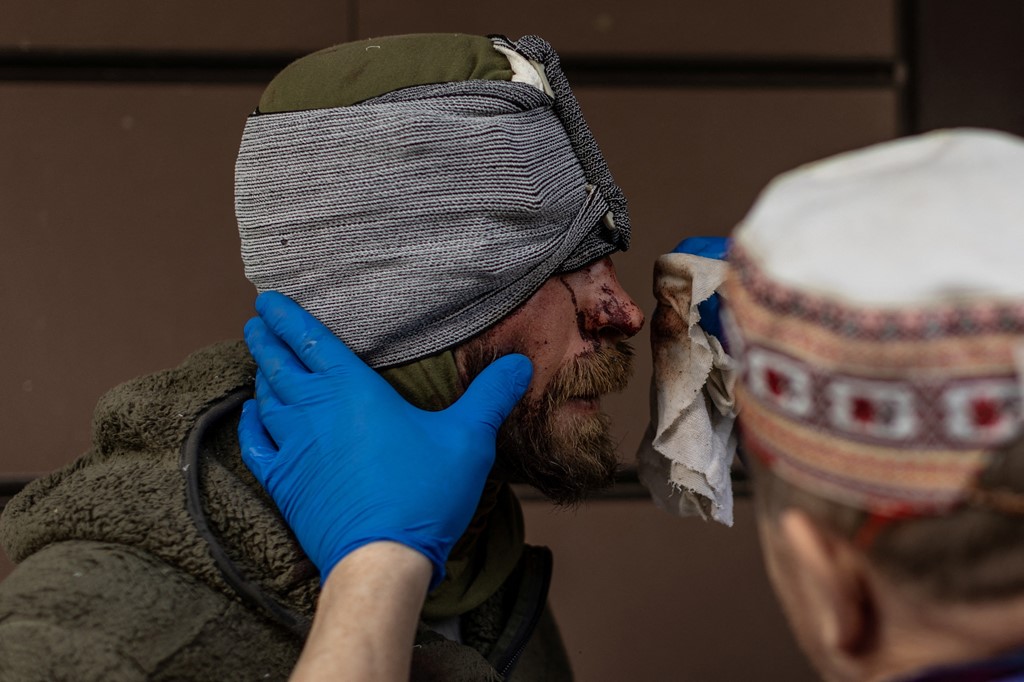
(180, 388, 312, 640)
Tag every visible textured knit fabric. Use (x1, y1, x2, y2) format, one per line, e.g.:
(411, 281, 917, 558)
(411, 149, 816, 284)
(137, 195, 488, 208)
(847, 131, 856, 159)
(725, 129, 1024, 515)
(498, 34, 630, 273)
(0, 342, 571, 680)
(236, 34, 628, 368)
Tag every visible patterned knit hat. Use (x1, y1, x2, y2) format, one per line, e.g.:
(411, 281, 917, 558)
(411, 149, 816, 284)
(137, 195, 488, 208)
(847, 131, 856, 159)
(235, 34, 628, 368)
(725, 129, 1024, 515)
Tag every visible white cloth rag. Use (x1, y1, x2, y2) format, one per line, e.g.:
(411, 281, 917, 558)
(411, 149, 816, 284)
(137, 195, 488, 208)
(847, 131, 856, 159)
(636, 253, 739, 525)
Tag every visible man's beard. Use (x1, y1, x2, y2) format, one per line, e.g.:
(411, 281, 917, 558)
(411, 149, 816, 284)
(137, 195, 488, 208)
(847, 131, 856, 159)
(459, 340, 634, 506)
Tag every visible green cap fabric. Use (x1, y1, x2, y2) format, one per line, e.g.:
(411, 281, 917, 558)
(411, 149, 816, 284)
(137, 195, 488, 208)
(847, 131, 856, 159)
(258, 33, 514, 113)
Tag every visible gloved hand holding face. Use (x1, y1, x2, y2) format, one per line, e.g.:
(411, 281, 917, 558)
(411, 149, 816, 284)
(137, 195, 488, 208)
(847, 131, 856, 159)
(239, 292, 533, 587)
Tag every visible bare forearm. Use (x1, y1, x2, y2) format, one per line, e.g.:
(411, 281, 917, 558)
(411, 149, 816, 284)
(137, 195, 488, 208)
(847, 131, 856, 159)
(291, 542, 432, 681)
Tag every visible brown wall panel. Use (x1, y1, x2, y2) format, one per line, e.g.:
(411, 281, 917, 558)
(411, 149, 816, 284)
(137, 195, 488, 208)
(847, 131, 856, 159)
(1, 83, 263, 475)
(573, 86, 898, 465)
(523, 498, 817, 681)
(359, 0, 895, 58)
(3, 1, 351, 52)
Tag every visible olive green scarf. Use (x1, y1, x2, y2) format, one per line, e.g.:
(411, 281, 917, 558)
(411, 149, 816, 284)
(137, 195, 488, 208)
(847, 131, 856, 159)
(379, 351, 525, 619)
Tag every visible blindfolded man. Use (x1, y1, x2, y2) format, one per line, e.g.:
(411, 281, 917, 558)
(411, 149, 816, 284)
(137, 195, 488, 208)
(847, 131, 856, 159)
(0, 33, 642, 681)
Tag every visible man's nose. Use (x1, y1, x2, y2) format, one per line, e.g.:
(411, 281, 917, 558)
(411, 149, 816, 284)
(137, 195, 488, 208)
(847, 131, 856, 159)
(582, 260, 645, 343)
(594, 284, 645, 343)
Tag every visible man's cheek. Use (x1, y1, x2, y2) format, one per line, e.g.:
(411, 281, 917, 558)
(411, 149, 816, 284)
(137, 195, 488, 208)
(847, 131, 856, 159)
(521, 364, 557, 403)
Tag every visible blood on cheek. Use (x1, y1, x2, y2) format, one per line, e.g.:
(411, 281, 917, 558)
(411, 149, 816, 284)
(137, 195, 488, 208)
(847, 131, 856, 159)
(467, 266, 640, 399)
(554, 275, 587, 343)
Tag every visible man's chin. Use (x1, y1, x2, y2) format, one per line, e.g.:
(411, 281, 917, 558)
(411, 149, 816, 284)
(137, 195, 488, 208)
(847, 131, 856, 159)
(497, 408, 621, 507)
(525, 459, 620, 507)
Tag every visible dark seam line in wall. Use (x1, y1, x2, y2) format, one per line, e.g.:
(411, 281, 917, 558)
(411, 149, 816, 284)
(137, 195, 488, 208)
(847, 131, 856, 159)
(0, 470, 751, 507)
(0, 476, 36, 512)
(0, 50, 898, 88)
(0, 50, 298, 83)
(0, 477, 33, 498)
(563, 57, 898, 89)
(514, 466, 753, 501)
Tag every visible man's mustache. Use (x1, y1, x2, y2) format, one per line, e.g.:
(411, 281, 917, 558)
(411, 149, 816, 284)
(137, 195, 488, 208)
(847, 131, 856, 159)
(544, 342, 634, 405)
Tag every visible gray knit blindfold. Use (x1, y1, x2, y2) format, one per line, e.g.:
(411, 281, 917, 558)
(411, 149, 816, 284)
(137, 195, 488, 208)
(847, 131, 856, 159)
(236, 35, 630, 368)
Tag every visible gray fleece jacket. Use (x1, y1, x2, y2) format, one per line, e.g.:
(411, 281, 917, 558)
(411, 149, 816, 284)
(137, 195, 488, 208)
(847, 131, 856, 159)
(0, 341, 572, 681)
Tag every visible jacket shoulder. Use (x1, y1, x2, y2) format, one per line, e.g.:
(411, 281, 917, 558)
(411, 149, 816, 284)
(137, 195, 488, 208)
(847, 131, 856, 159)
(91, 340, 254, 457)
(0, 539, 300, 681)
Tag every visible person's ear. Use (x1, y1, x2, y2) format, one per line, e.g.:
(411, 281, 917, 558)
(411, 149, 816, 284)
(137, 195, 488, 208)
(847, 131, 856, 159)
(778, 509, 877, 657)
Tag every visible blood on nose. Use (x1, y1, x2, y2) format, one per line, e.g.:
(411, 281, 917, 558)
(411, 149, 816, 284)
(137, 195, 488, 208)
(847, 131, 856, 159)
(584, 283, 644, 342)
(560, 258, 645, 343)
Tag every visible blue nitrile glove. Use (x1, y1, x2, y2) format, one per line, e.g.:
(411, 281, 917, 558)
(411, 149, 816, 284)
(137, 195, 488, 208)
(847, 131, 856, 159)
(238, 291, 533, 588)
(672, 236, 731, 346)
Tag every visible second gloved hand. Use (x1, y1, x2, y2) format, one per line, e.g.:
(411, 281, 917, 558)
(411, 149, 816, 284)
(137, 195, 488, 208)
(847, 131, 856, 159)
(673, 236, 731, 346)
(239, 291, 533, 588)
